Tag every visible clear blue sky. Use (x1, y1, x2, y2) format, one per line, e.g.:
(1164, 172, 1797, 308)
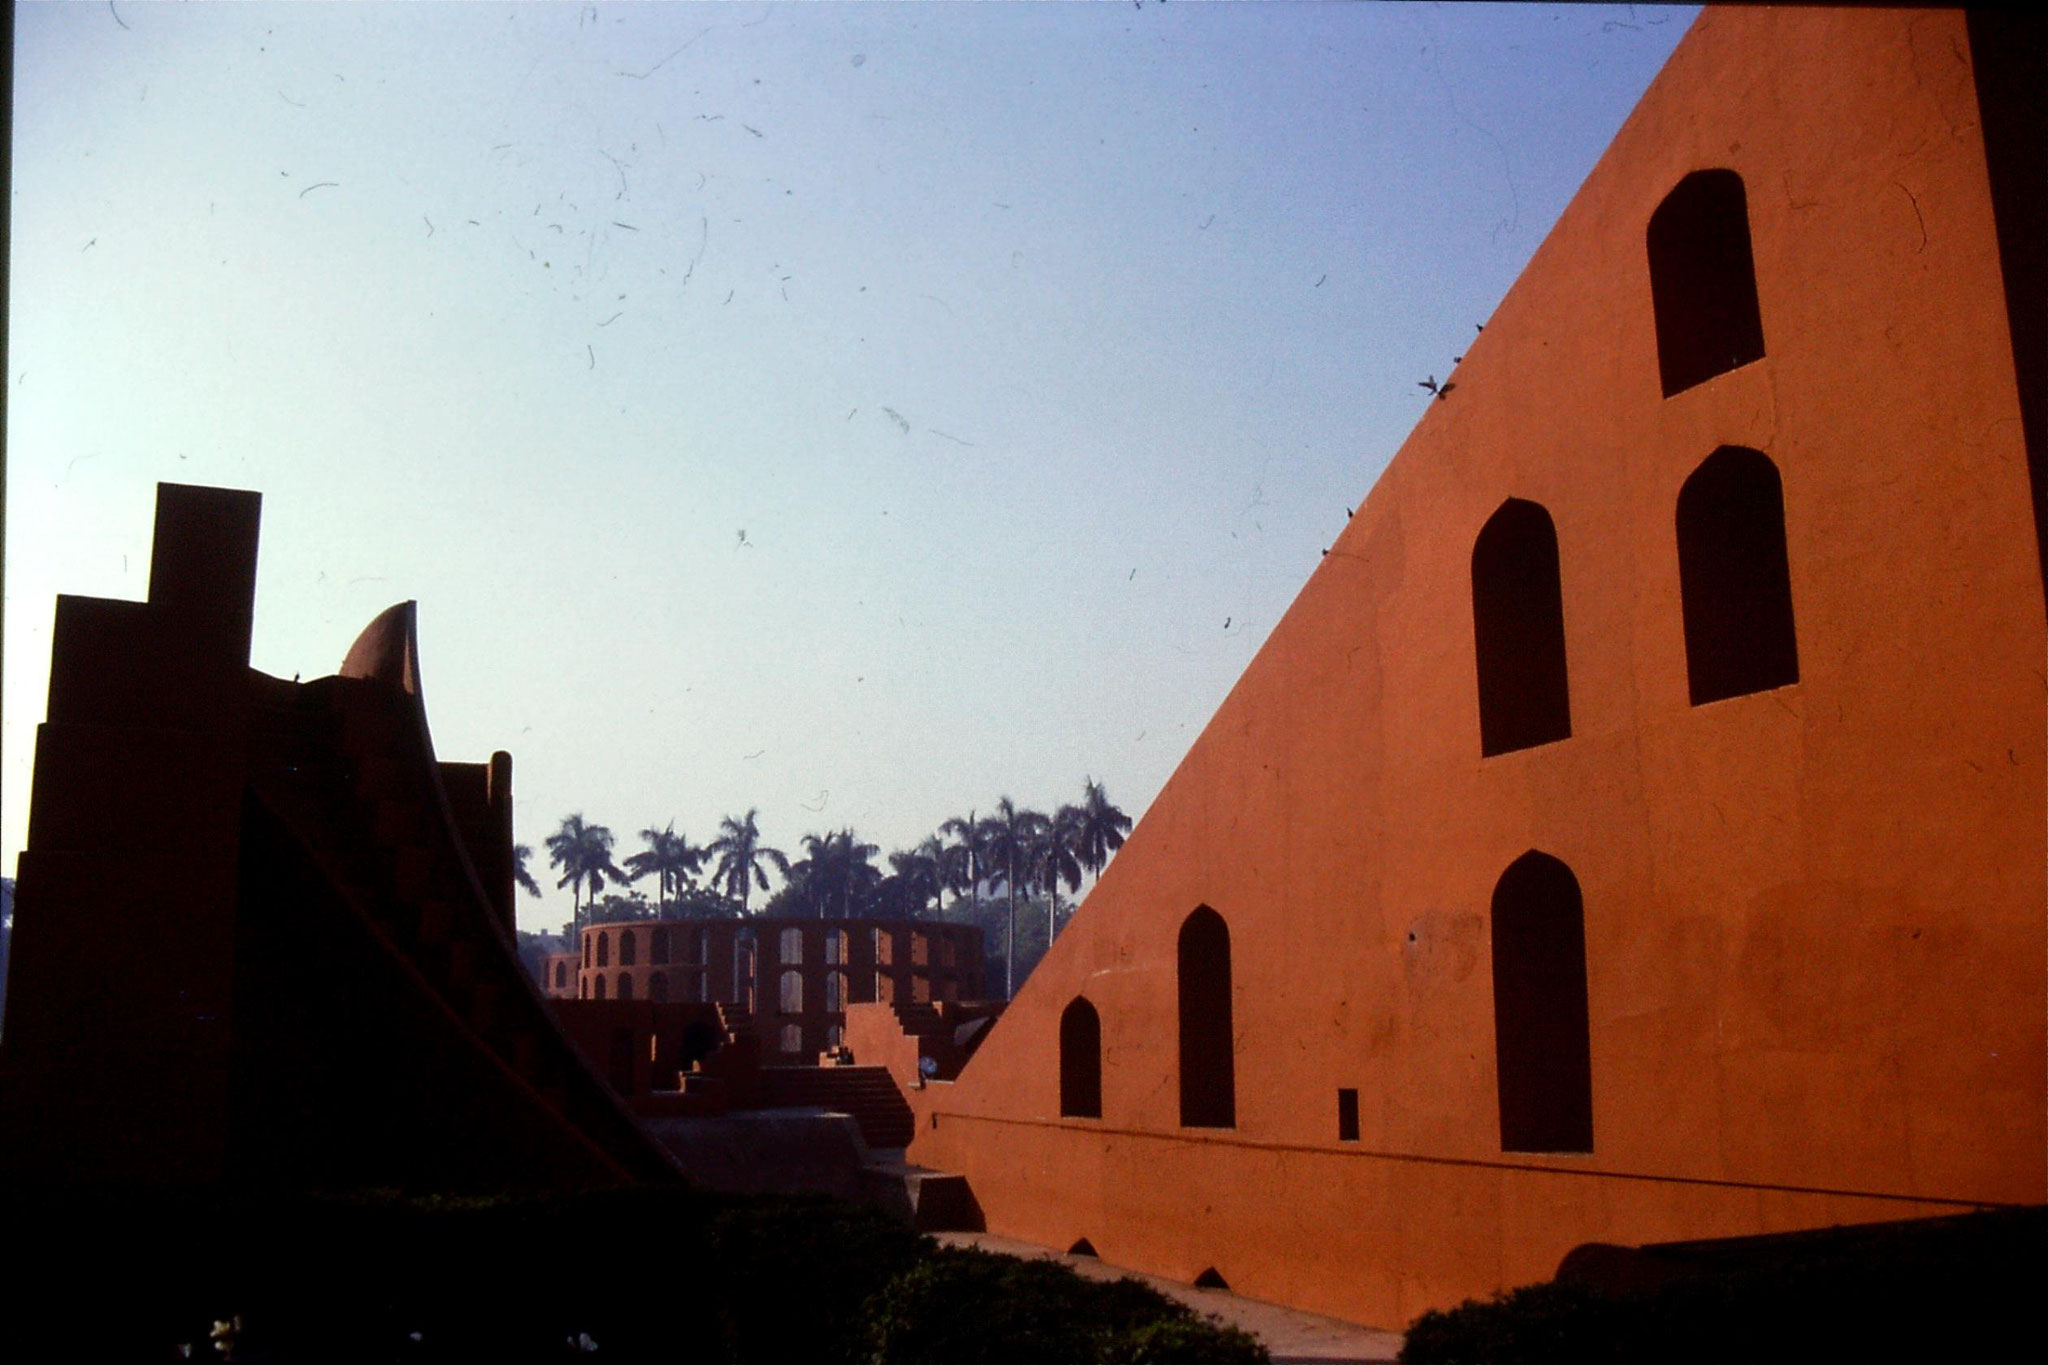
(5, 1, 1693, 933)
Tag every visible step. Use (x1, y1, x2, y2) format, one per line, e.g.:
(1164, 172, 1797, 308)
(857, 1162, 983, 1232)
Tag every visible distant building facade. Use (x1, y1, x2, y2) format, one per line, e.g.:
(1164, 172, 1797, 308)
(559, 917, 982, 1060)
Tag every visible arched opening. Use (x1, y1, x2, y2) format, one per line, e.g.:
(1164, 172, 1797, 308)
(780, 927, 805, 965)
(1177, 906, 1235, 1128)
(619, 930, 637, 967)
(579, 976, 589, 1000)
(1472, 499, 1572, 756)
(650, 927, 671, 965)
(592, 974, 607, 1001)
(1490, 851, 1594, 1154)
(779, 1023, 803, 1055)
(615, 972, 634, 1001)
(649, 971, 669, 1003)
(1677, 446, 1799, 704)
(826, 972, 847, 1013)
(553, 962, 567, 989)
(596, 933, 610, 969)
(583, 935, 592, 967)
(1059, 997, 1103, 1119)
(779, 970, 804, 1015)
(1648, 169, 1766, 397)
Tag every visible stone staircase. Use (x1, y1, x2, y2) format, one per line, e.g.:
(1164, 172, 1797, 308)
(756, 1064, 916, 1149)
(716, 1002, 755, 1043)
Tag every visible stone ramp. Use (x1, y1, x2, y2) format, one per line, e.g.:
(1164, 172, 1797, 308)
(935, 1232, 1402, 1364)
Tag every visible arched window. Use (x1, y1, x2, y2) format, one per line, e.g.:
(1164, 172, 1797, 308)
(779, 970, 804, 1015)
(616, 972, 633, 1001)
(1472, 499, 1572, 756)
(1677, 446, 1799, 704)
(650, 927, 671, 965)
(1059, 997, 1103, 1119)
(825, 929, 846, 965)
(1490, 851, 1593, 1153)
(826, 972, 847, 1013)
(649, 971, 669, 1003)
(583, 935, 592, 967)
(780, 928, 805, 965)
(619, 931, 637, 967)
(553, 962, 567, 989)
(596, 933, 610, 969)
(593, 974, 607, 1001)
(780, 1023, 804, 1055)
(826, 1024, 843, 1051)
(579, 976, 589, 1000)
(1648, 169, 1766, 397)
(1177, 906, 1235, 1128)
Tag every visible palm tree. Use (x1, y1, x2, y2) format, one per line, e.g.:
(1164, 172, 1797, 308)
(889, 837, 947, 921)
(545, 814, 626, 937)
(1074, 777, 1133, 879)
(1035, 804, 1087, 943)
(789, 828, 882, 919)
(940, 809, 981, 921)
(625, 823, 706, 918)
(704, 808, 789, 917)
(978, 798, 1049, 999)
(512, 843, 543, 899)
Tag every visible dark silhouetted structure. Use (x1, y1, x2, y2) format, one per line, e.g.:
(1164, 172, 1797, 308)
(0, 484, 677, 1191)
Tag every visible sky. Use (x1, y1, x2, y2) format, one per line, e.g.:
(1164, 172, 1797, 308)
(4, 0, 1694, 935)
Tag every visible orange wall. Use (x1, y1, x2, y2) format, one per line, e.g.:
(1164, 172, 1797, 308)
(911, 7, 2044, 1329)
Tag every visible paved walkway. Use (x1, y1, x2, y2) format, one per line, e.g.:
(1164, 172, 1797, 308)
(934, 1232, 1403, 1364)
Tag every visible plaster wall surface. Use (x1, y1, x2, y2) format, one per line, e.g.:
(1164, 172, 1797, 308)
(909, 7, 2045, 1328)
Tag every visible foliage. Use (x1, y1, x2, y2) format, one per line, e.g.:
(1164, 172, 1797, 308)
(544, 814, 627, 924)
(534, 780, 1130, 983)
(511, 843, 544, 898)
(1398, 1208, 2046, 1365)
(623, 823, 707, 916)
(587, 891, 654, 924)
(0, 1188, 1269, 1365)
(705, 808, 789, 916)
(666, 884, 742, 919)
(978, 797, 1049, 998)
(785, 828, 884, 918)
(859, 1246, 1268, 1365)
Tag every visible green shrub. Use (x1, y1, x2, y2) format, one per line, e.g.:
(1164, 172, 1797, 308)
(0, 1189, 1268, 1364)
(858, 1246, 1269, 1365)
